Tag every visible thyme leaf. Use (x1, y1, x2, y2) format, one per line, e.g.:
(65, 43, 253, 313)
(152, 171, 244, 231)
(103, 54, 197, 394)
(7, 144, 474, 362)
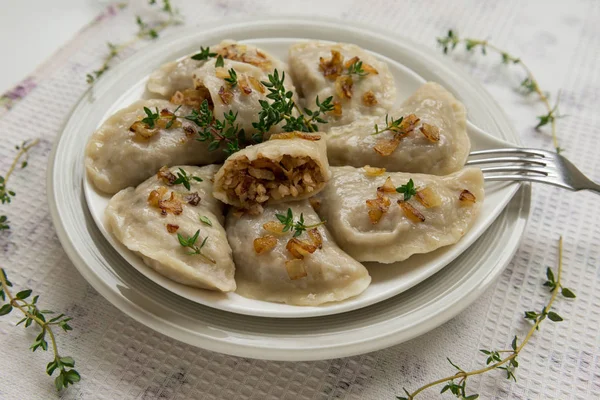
(436, 29, 561, 153)
(396, 238, 575, 399)
(0, 269, 79, 390)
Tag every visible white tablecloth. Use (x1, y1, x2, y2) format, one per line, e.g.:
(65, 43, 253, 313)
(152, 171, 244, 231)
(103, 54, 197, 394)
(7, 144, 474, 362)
(1, 1, 598, 399)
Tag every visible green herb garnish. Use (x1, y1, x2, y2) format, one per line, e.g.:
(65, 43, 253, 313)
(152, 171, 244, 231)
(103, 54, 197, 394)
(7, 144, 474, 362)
(215, 54, 225, 68)
(345, 60, 368, 77)
(177, 230, 215, 263)
(372, 114, 404, 135)
(199, 216, 212, 226)
(191, 46, 217, 61)
(141, 107, 160, 128)
(396, 179, 417, 201)
(275, 208, 326, 238)
(252, 69, 334, 141)
(224, 68, 238, 86)
(172, 168, 202, 190)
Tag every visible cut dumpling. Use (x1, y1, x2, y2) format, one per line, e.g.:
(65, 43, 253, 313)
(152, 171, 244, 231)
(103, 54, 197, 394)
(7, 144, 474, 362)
(86, 99, 226, 194)
(147, 39, 288, 97)
(315, 166, 484, 263)
(213, 132, 331, 212)
(190, 57, 297, 138)
(226, 200, 371, 305)
(326, 82, 469, 175)
(106, 165, 236, 292)
(288, 41, 396, 128)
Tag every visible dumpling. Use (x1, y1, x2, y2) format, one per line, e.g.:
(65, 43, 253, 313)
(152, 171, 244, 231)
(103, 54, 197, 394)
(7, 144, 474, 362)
(105, 165, 236, 292)
(85, 99, 225, 194)
(212, 132, 331, 212)
(288, 41, 396, 128)
(315, 166, 484, 263)
(147, 39, 288, 97)
(326, 82, 470, 175)
(190, 57, 297, 138)
(226, 200, 371, 305)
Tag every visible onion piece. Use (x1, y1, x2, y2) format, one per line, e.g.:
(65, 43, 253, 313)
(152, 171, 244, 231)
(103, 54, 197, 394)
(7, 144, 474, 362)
(363, 165, 386, 177)
(285, 259, 308, 280)
(415, 187, 442, 208)
(286, 238, 317, 259)
(262, 221, 286, 235)
(253, 235, 277, 254)
(398, 200, 425, 223)
(459, 189, 477, 205)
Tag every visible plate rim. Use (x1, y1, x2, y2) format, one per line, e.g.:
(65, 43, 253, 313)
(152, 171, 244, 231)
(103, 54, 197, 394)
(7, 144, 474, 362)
(47, 16, 531, 361)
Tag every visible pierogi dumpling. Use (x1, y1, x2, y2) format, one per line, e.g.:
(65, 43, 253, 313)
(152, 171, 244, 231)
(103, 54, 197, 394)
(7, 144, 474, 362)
(326, 82, 470, 175)
(315, 166, 484, 263)
(106, 165, 236, 292)
(226, 200, 371, 305)
(85, 99, 225, 194)
(289, 41, 396, 128)
(147, 39, 288, 97)
(213, 132, 330, 212)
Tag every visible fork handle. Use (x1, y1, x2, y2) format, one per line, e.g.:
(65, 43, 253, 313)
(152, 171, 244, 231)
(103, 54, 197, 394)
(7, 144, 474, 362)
(583, 181, 600, 195)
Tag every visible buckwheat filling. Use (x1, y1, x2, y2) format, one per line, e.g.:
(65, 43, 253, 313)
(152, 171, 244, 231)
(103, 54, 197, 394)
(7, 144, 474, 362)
(220, 154, 326, 210)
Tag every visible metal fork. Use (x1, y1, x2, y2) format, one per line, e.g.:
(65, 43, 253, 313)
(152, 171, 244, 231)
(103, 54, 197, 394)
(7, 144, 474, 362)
(466, 148, 600, 194)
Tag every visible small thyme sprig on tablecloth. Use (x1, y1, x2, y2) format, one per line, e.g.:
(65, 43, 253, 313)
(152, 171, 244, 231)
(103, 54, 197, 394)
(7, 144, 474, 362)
(436, 30, 562, 153)
(397, 237, 575, 400)
(252, 69, 334, 141)
(0, 139, 39, 231)
(275, 208, 326, 238)
(87, 0, 183, 84)
(0, 269, 79, 390)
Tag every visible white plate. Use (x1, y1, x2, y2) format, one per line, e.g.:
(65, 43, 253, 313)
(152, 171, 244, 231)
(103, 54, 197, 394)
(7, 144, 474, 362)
(48, 17, 529, 360)
(82, 37, 519, 318)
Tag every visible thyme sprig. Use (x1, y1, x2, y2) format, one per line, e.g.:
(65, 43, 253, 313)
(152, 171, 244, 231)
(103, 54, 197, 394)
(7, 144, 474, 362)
(397, 237, 575, 399)
(437, 30, 562, 153)
(0, 269, 79, 390)
(223, 68, 238, 87)
(0, 139, 39, 231)
(139, 100, 245, 155)
(173, 168, 203, 190)
(372, 115, 404, 136)
(191, 46, 217, 61)
(252, 70, 334, 140)
(396, 179, 417, 201)
(275, 208, 326, 238)
(177, 230, 215, 263)
(87, 0, 183, 84)
(345, 60, 368, 77)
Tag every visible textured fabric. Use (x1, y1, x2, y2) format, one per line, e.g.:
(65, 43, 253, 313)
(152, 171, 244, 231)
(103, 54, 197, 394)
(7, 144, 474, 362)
(1, 1, 599, 399)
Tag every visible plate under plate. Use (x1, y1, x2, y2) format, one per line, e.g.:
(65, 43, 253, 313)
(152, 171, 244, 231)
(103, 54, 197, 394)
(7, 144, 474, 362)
(48, 17, 529, 360)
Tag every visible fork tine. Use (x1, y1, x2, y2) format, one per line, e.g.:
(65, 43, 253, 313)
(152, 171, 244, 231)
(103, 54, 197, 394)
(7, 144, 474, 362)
(469, 148, 547, 157)
(480, 166, 550, 175)
(483, 174, 573, 190)
(466, 156, 547, 166)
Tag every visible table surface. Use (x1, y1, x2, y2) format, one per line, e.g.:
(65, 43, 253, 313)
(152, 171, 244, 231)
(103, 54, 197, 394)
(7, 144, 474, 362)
(0, 0, 104, 94)
(0, 1, 599, 399)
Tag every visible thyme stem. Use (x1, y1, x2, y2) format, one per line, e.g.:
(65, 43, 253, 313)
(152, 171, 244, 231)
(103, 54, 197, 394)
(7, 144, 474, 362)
(438, 33, 560, 153)
(2, 138, 39, 190)
(401, 237, 566, 399)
